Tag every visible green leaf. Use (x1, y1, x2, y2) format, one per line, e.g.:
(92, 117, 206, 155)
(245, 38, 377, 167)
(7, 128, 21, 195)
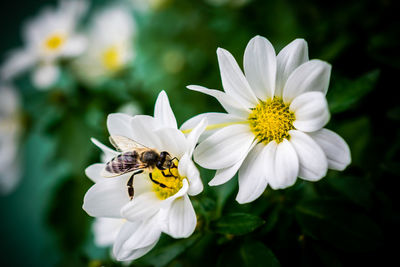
(295, 199, 383, 252)
(311, 243, 342, 267)
(215, 177, 237, 216)
(240, 241, 280, 267)
(327, 70, 380, 114)
(336, 117, 370, 167)
(213, 213, 265, 236)
(137, 234, 200, 267)
(259, 205, 281, 234)
(327, 175, 373, 208)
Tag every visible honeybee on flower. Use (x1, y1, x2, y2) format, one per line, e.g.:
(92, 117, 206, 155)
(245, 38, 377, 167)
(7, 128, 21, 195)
(83, 91, 207, 261)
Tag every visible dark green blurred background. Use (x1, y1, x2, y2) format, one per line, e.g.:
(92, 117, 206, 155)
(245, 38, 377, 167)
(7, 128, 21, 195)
(0, 0, 399, 266)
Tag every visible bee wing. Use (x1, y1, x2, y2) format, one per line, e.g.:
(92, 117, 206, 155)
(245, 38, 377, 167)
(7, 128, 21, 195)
(109, 135, 149, 152)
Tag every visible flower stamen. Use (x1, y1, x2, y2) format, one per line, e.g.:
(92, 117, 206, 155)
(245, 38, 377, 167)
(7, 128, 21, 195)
(102, 46, 122, 71)
(248, 97, 295, 144)
(151, 158, 183, 200)
(44, 34, 65, 51)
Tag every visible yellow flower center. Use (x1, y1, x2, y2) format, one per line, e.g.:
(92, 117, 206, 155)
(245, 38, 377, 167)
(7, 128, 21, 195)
(44, 34, 65, 51)
(102, 46, 122, 71)
(151, 159, 184, 200)
(248, 97, 295, 144)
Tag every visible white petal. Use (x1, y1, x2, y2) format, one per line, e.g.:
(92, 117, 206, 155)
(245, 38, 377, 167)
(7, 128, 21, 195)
(290, 91, 330, 132)
(155, 128, 188, 159)
(83, 175, 130, 218)
(154, 90, 178, 129)
(194, 124, 254, 169)
(209, 141, 256, 186)
(159, 194, 196, 238)
(132, 173, 153, 195)
(114, 219, 161, 261)
(0, 49, 37, 80)
(236, 143, 269, 204)
(93, 218, 125, 247)
(187, 85, 249, 117)
(90, 137, 119, 162)
(283, 60, 331, 103)
(61, 34, 87, 57)
(289, 130, 328, 181)
(107, 113, 135, 140)
(120, 191, 162, 221)
(217, 48, 259, 108)
(178, 153, 203, 196)
(309, 128, 351, 171)
(180, 112, 245, 142)
(32, 64, 59, 89)
(85, 163, 106, 183)
(266, 139, 299, 189)
(161, 179, 189, 207)
(275, 39, 309, 98)
(130, 115, 163, 148)
(244, 35, 276, 100)
(185, 118, 208, 156)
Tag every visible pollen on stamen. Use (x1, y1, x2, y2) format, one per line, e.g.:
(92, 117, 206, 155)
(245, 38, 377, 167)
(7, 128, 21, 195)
(248, 97, 295, 144)
(151, 159, 184, 200)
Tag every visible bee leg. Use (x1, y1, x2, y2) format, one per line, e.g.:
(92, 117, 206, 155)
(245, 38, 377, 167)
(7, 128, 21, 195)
(161, 170, 177, 178)
(149, 173, 169, 188)
(170, 157, 179, 168)
(127, 170, 144, 200)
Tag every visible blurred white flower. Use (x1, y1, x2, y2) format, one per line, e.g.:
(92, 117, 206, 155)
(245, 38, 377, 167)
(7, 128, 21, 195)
(83, 91, 207, 261)
(182, 36, 351, 204)
(0, 85, 23, 195)
(0, 0, 87, 89)
(73, 5, 136, 85)
(117, 101, 143, 117)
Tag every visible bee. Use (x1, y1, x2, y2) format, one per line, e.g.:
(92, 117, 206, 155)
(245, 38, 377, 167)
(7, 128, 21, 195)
(102, 135, 178, 200)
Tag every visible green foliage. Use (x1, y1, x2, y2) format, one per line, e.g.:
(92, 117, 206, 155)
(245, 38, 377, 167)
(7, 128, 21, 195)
(327, 70, 380, 114)
(213, 213, 265, 236)
(295, 199, 383, 252)
(240, 241, 280, 267)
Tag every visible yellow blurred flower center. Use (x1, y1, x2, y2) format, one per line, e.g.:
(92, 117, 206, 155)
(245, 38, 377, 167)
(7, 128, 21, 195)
(44, 34, 65, 51)
(151, 158, 184, 200)
(248, 97, 295, 144)
(102, 46, 122, 71)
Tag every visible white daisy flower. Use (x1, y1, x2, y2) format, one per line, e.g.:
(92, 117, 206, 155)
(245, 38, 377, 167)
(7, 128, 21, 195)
(0, 0, 87, 89)
(181, 35, 351, 204)
(83, 91, 207, 261)
(0, 85, 22, 195)
(73, 5, 136, 85)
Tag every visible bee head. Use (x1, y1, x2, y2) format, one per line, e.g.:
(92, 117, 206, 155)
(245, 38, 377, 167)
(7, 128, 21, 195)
(157, 151, 171, 170)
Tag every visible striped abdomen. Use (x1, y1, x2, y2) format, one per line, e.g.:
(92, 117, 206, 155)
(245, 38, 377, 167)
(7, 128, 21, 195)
(105, 151, 142, 175)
